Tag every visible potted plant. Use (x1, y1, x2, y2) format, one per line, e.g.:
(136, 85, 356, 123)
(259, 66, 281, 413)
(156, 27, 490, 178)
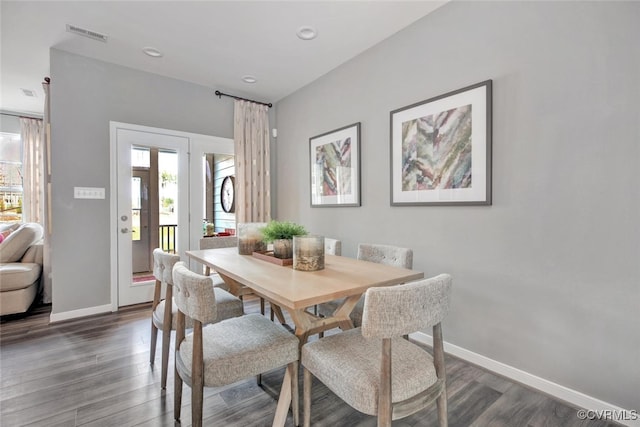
(260, 220, 307, 259)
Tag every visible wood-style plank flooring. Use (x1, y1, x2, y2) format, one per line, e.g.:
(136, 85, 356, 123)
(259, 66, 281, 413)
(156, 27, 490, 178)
(0, 298, 622, 427)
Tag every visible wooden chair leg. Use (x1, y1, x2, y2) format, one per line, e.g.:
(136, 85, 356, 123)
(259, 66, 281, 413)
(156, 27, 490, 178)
(192, 322, 204, 427)
(174, 366, 183, 421)
(174, 311, 186, 421)
(378, 338, 392, 427)
(303, 367, 312, 427)
(149, 279, 162, 365)
(149, 322, 158, 364)
(437, 392, 448, 427)
(161, 327, 171, 389)
(291, 361, 299, 426)
(161, 286, 173, 389)
(433, 323, 448, 427)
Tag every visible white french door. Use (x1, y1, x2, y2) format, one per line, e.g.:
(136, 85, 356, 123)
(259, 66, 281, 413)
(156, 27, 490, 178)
(110, 122, 234, 309)
(112, 125, 189, 307)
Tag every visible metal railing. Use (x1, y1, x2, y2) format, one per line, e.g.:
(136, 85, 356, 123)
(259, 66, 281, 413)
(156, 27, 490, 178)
(159, 224, 177, 253)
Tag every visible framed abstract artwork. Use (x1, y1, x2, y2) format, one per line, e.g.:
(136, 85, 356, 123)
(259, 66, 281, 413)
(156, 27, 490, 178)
(310, 122, 361, 207)
(390, 80, 492, 206)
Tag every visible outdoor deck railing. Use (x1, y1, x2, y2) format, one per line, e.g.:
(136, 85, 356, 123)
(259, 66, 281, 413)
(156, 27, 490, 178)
(159, 224, 177, 253)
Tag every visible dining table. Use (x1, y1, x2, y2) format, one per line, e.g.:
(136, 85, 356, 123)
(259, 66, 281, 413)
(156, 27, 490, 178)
(185, 246, 424, 426)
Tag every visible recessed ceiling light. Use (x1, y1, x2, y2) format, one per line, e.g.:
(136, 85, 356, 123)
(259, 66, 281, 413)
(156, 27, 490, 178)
(296, 26, 317, 41)
(142, 47, 163, 58)
(242, 75, 257, 84)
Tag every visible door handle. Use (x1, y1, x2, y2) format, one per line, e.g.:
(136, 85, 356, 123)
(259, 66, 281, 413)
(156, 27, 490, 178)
(121, 228, 130, 234)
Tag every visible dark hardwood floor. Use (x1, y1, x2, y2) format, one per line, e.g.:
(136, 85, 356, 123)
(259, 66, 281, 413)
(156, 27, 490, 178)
(0, 298, 621, 427)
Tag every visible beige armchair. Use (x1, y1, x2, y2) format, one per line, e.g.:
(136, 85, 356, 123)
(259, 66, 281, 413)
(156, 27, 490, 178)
(149, 249, 243, 389)
(172, 262, 300, 427)
(302, 274, 452, 427)
(318, 243, 413, 327)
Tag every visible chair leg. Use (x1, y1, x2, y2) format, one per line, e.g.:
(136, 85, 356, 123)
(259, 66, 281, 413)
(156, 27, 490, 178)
(150, 279, 162, 365)
(378, 338, 392, 427)
(174, 311, 186, 422)
(437, 391, 448, 427)
(150, 321, 158, 364)
(160, 327, 171, 389)
(161, 286, 173, 389)
(174, 360, 183, 421)
(192, 322, 204, 427)
(303, 367, 312, 427)
(291, 361, 299, 426)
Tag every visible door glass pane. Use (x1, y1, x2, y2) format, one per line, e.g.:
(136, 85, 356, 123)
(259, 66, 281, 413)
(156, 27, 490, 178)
(131, 177, 141, 241)
(158, 150, 177, 253)
(132, 148, 150, 168)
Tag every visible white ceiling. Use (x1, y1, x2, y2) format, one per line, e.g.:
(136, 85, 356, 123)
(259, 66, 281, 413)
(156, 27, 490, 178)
(0, 1, 446, 116)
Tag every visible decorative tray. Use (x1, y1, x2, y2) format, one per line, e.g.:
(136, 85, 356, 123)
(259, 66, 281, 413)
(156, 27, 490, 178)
(252, 251, 293, 266)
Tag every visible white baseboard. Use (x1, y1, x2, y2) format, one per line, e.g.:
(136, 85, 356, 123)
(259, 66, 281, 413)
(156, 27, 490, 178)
(411, 332, 640, 427)
(49, 304, 113, 323)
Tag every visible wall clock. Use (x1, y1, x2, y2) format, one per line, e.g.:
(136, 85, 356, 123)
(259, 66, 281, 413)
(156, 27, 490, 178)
(221, 176, 235, 213)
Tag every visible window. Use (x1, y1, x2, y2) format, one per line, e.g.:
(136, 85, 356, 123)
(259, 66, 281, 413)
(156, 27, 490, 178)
(0, 132, 23, 223)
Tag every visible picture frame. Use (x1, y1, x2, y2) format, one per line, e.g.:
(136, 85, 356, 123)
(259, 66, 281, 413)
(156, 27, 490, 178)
(310, 122, 361, 207)
(390, 80, 492, 206)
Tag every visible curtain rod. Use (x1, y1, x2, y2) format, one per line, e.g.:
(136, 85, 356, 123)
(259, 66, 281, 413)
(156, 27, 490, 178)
(214, 90, 272, 108)
(0, 111, 43, 120)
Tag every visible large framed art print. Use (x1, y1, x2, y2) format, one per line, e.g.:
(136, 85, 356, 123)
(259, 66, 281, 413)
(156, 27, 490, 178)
(310, 122, 361, 207)
(390, 80, 492, 206)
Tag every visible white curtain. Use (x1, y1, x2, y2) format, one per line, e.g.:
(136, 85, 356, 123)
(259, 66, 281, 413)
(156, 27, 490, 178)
(233, 100, 271, 223)
(20, 118, 44, 224)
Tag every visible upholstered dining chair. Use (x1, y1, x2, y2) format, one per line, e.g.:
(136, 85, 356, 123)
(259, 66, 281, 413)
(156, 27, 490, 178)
(200, 233, 271, 316)
(324, 238, 342, 256)
(172, 262, 300, 427)
(198, 235, 238, 290)
(317, 243, 413, 327)
(302, 274, 452, 427)
(313, 238, 342, 321)
(149, 249, 244, 390)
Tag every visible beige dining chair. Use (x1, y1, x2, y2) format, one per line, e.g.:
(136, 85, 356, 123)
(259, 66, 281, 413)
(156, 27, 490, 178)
(200, 233, 271, 316)
(318, 243, 413, 327)
(198, 235, 238, 290)
(172, 262, 300, 427)
(324, 238, 342, 256)
(149, 249, 244, 390)
(302, 274, 452, 427)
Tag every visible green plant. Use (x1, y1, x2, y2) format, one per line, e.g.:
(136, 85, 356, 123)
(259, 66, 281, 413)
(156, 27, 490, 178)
(260, 220, 307, 242)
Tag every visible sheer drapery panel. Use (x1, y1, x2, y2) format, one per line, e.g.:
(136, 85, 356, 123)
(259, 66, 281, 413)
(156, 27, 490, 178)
(233, 100, 271, 223)
(19, 118, 44, 225)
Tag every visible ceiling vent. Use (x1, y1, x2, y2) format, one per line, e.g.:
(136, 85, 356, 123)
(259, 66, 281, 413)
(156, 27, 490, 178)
(20, 88, 36, 98)
(66, 24, 108, 42)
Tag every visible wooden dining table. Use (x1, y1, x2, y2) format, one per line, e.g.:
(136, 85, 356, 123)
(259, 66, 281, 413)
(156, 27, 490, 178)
(185, 246, 424, 426)
(186, 247, 424, 343)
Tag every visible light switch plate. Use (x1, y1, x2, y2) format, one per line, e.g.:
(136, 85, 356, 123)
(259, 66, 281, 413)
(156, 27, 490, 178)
(74, 187, 105, 199)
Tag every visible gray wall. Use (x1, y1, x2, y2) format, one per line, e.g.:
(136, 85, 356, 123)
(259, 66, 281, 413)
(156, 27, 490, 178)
(0, 113, 21, 134)
(274, 1, 639, 410)
(49, 49, 236, 313)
